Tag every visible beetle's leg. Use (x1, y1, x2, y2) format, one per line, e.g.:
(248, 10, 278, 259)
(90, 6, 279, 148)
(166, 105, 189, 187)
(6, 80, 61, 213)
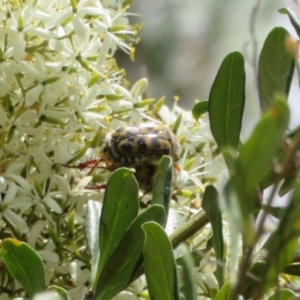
(85, 183, 107, 190)
(60, 158, 107, 172)
(86, 157, 106, 175)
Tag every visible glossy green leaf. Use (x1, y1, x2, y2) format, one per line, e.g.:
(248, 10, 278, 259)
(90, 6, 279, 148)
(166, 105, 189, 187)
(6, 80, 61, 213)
(209, 51, 245, 149)
(214, 281, 231, 300)
(142, 222, 179, 300)
(202, 185, 224, 287)
(180, 244, 196, 300)
(0, 238, 45, 297)
(279, 7, 300, 37)
(96, 168, 139, 285)
(152, 156, 173, 219)
(85, 200, 102, 286)
(47, 286, 71, 300)
(192, 101, 208, 120)
(234, 97, 289, 226)
(283, 263, 300, 276)
(258, 27, 294, 111)
(268, 289, 297, 300)
(94, 205, 165, 300)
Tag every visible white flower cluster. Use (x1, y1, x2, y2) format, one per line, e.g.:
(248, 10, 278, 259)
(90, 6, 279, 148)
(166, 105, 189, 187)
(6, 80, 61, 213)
(0, 0, 228, 299)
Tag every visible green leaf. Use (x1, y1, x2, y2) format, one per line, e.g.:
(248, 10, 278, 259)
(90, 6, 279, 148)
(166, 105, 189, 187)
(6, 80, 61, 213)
(202, 185, 224, 288)
(214, 281, 231, 300)
(208, 51, 245, 149)
(258, 27, 294, 111)
(279, 7, 300, 37)
(94, 205, 165, 300)
(96, 168, 139, 285)
(220, 146, 238, 176)
(152, 156, 173, 219)
(254, 181, 300, 297)
(85, 200, 102, 286)
(234, 97, 289, 230)
(283, 263, 300, 276)
(222, 181, 244, 278)
(142, 222, 179, 300)
(180, 244, 197, 300)
(192, 101, 208, 120)
(268, 289, 297, 300)
(0, 238, 45, 297)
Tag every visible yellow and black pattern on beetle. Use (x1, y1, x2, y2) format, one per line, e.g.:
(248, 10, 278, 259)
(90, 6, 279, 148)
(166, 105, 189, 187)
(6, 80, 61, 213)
(102, 122, 182, 189)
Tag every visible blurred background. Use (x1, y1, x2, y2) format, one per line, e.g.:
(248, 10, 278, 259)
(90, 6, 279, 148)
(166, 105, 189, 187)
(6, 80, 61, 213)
(116, 0, 300, 139)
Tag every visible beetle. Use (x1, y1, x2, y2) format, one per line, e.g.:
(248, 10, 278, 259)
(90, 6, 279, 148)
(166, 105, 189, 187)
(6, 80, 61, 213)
(102, 122, 182, 189)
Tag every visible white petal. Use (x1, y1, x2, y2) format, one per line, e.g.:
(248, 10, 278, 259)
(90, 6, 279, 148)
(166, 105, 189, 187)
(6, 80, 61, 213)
(53, 144, 72, 164)
(108, 100, 133, 112)
(28, 146, 52, 166)
(73, 14, 87, 39)
(45, 11, 71, 29)
(6, 174, 32, 193)
(18, 60, 41, 79)
(78, 7, 109, 16)
(55, 175, 72, 194)
(73, 176, 93, 191)
(43, 197, 62, 214)
(176, 169, 189, 189)
(97, 35, 112, 67)
(38, 250, 59, 263)
(4, 209, 29, 233)
(158, 105, 175, 125)
(33, 291, 62, 300)
(24, 26, 55, 39)
(112, 292, 137, 300)
(28, 220, 45, 247)
(18, 109, 38, 125)
(25, 84, 43, 106)
(92, 19, 108, 31)
(130, 78, 148, 99)
(3, 182, 18, 204)
(69, 261, 87, 283)
(0, 177, 7, 191)
(165, 208, 181, 235)
(13, 32, 25, 60)
(0, 79, 10, 97)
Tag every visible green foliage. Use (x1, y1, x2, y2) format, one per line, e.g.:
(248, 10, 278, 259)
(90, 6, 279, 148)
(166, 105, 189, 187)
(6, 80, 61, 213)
(179, 244, 197, 300)
(208, 51, 245, 150)
(268, 289, 297, 300)
(4, 6, 300, 300)
(152, 156, 173, 219)
(94, 205, 166, 300)
(143, 222, 180, 300)
(96, 168, 139, 284)
(0, 239, 45, 297)
(192, 101, 208, 120)
(85, 160, 173, 300)
(279, 7, 300, 88)
(202, 185, 224, 287)
(258, 27, 294, 111)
